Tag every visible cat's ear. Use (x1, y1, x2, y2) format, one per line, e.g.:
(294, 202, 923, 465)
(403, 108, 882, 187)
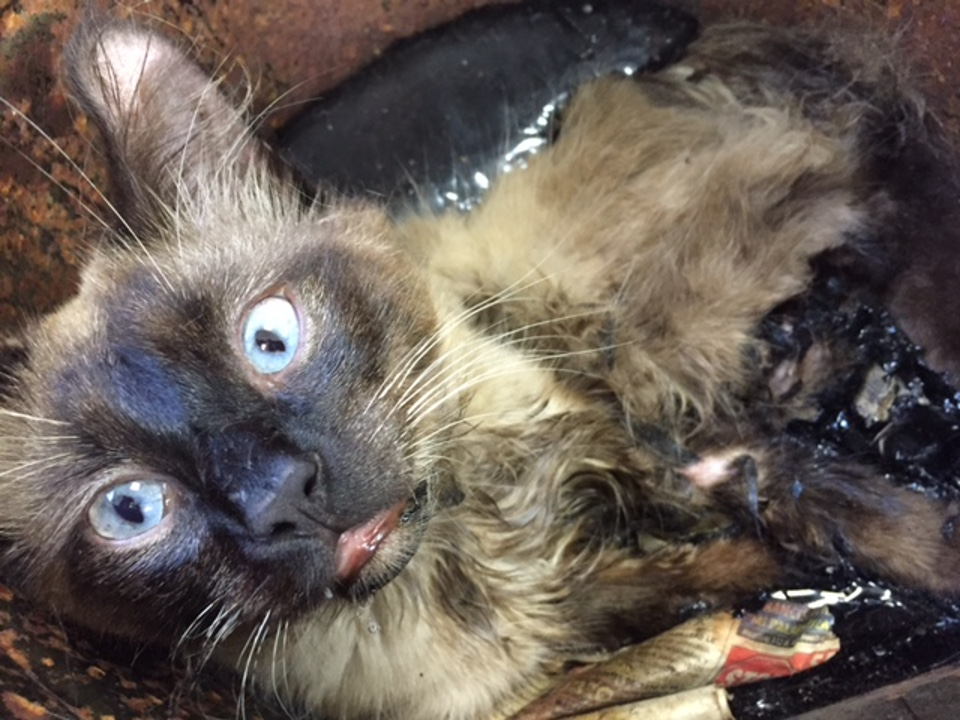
(63, 18, 265, 233)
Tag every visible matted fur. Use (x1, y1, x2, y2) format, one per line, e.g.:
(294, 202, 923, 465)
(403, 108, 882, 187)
(2, 14, 960, 720)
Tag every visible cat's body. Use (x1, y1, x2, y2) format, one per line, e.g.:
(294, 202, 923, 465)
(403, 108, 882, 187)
(2, 9, 960, 720)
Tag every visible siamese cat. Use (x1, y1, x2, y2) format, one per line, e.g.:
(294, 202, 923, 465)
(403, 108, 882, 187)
(2, 8, 960, 720)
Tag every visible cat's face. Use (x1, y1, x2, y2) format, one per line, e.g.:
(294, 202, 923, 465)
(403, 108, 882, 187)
(0, 21, 448, 640)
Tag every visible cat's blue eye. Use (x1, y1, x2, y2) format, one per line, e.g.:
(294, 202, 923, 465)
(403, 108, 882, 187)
(89, 480, 168, 540)
(242, 296, 301, 375)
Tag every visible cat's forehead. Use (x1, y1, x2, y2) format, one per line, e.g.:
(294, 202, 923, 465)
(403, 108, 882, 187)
(76, 217, 307, 332)
(102, 192, 392, 300)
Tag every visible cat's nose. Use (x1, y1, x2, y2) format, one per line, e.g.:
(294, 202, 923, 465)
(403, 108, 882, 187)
(238, 454, 324, 539)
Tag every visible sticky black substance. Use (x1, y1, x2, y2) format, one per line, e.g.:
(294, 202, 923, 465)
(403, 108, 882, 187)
(279, 0, 698, 212)
(731, 268, 960, 718)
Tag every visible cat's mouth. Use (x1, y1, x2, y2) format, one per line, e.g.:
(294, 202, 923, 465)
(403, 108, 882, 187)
(334, 500, 407, 586)
(331, 483, 431, 597)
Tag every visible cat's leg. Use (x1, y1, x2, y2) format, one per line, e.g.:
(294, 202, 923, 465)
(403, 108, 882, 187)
(563, 536, 781, 648)
(683, 442, 960, 596)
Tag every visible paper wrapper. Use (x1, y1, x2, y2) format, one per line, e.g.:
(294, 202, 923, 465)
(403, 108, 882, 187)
(512, 600, 839, 720)
(554, 686, 734, 720)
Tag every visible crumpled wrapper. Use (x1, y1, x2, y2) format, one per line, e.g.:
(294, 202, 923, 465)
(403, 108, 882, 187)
(550, 686, 733, 719)
(513, 600, 839, 720)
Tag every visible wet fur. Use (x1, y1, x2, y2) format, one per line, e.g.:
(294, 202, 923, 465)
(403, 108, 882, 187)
(2, 14, 960, 720)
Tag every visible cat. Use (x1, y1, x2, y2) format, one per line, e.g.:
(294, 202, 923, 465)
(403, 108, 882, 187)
(2, 8, 960, 720)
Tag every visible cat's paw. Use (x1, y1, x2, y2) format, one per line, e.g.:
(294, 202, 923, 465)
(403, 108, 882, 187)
(679, 444, 960, 597)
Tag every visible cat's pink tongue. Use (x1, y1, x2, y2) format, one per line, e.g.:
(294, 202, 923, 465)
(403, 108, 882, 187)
(335, 502, 405, 585)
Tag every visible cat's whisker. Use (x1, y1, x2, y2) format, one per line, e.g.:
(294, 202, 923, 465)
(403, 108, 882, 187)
(401, 352, 602, 438)
(385, 322, 516, 414)
(237, 610, 273, 720)
(372, 253, 572, 398)
(0, 409, 69, 426)
(0, 98, 122, 239)
(368, 271, 554, 411)
(212, 61, 327, 178)
(392, 301, 611, 415)
(178, 50, 251, 187)
(167, 61, 241, 259)
(281, 620, 296, 709)
(399, 403, 558, 469)
(121, 8, 195, 42)
(268, 618, 297, 718)
(0, 141, 116, 258)
(19, 42, 175, 295)
(176, 601, 221, 650)
(397, 325, 618, 429)
(0, 435, 79, 443)
(212, 76, 256, 179)
(0, 453, 74, 479)
(403, 452, 462, 477)
(367, 300, 571, 452)
(428, 315, 624, 386)
(403, 412, 501, 455)
(249, 79, 316, 139)
(198, 603, 244, 670)
(389, 322, 586, 426)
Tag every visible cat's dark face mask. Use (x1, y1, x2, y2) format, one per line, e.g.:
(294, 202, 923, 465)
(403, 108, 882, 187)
(0, 20, 451, 641)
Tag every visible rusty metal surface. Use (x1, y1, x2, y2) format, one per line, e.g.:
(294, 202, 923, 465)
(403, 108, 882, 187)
(792, 665, 960, 720)
(0, 580, 281, 720)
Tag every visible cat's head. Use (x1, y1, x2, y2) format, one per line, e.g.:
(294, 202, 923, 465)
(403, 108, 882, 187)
(0, 20, 449, 641)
